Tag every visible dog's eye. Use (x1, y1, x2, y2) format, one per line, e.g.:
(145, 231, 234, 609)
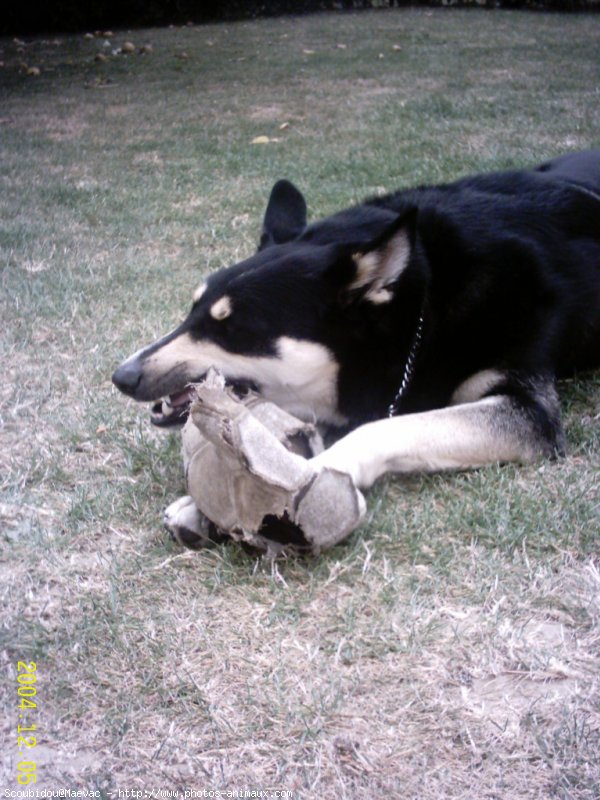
(209, 296, 233, 321)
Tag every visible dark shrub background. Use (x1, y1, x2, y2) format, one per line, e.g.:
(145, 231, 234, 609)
(3, 1, 599, 37)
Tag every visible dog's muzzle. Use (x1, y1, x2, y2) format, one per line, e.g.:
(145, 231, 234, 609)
(113, 357, 258, 428)
(112, 356, 187, 426)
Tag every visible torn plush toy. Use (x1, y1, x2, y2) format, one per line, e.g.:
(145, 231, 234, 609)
(175, 369, 366, 555)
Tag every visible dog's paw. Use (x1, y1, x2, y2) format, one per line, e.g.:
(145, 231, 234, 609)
(163, 495, 226, 549)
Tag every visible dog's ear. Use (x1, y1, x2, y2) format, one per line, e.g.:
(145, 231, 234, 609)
(344, 210, 417, 304)
(259, 180, 307, 251)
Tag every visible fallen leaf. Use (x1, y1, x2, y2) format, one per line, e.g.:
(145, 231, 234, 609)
(303, 49, 315, 55)
(252, 136, 271, 144)
(279, 122, 290, 130)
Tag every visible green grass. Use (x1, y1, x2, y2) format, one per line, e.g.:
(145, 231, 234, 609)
(1, 8, 599, 797)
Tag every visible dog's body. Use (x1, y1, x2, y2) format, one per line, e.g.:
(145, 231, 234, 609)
(113, 151, 600, 543)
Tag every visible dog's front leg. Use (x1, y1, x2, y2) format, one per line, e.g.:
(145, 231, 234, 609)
(310, 393, 564, 489)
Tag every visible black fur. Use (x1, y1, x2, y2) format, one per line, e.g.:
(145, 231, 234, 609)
(113, 150, 600, 454)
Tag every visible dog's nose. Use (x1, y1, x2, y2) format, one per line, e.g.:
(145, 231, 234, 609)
(112, 360, 143, 397)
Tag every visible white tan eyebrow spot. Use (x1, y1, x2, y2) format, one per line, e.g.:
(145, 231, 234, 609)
(192, 283, 207, 303)
(210, 295, 233, 320)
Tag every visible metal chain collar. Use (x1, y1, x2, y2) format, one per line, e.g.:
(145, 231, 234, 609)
(385, 181, 600, 418)
(387, 312, 425, 418)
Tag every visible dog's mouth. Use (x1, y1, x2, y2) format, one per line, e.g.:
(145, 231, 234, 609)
(150, 380, 258, 427)
(151, 388, 196, 427)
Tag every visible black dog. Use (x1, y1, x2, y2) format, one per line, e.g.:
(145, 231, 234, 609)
(113, 151, 600, 539)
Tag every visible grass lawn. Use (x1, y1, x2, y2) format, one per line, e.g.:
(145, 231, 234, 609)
(1, 7, 599, 797)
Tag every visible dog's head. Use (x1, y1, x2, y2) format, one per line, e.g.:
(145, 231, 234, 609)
(112, 180, 419, 427)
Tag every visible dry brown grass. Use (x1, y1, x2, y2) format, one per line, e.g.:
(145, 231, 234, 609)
(2, 535, 599, 794)
(1, 8, 599, 797)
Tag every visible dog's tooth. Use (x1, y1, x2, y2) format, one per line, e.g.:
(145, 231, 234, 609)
(162, 400, 174, 416)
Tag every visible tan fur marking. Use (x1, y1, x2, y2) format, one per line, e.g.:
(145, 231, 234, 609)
(351, 251, 380, 289)
(145, 334, 209, 375)
(366, 288, 393, 304)
(350, 230, 411, 303)
(192, 283, 207, 303)
(451, 369, 505, 405)
(210, 295, 233, 320)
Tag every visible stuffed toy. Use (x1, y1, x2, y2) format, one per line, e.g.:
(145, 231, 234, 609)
(178, 370, 365, 555)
